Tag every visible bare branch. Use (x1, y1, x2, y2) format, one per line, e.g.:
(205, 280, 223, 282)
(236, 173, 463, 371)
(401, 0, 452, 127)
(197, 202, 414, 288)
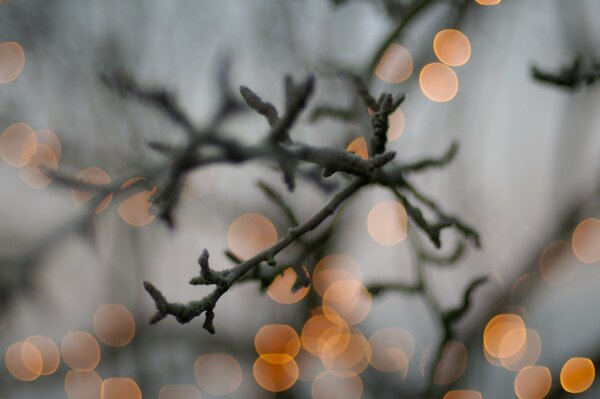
(239, 86, 280, 126)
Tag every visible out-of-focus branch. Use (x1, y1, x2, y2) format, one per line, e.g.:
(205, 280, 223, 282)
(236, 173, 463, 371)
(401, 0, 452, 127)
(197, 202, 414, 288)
(367, 0, 437, 77)
(367, 227, 486, 396)
(532, 56, 600, 90)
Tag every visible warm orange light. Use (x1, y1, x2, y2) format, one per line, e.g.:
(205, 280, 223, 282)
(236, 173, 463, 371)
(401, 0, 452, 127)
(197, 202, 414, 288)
(4, 341, 42, 381)
(433, 29, 471, 67)
(301, 313, 351, 358)
(100, 378, 141, 399)
(19, 143, 58, 188)
(228, 213, 277, 260)
(388, 109, 405, 141)
(367, 200, 408, 246)
(475, 0, 501, 5)
(560, 357, 595, 394)
(194, 353, 242, 395)
(24, 335, 60, 376)
(312, 371, 363, 399)
(312, 254, 362, 297)
(71, 167, 113, 214)
(419, 63, 459, 102)
(93, 304, 136, 347)
(267, 266, 310, 304)
(0, 122, 37, 167)
(60, 331, 101, 371)
(320, 330, 372, 375)
(500, 328, 542, 371)
(369, 328, 414, 372)
(35, 129, 61, 160)
(514, 366, 551, 399)
(0, 42, 25, 83)
(432, 341, 468, 385)
(346, 137, 368, 160)
(253, 356, 299, 392)
(64, 370, 102, 399)
(443, 391, 483, 399)
(322, 280, 372, 325)
(159, 385, 203, 399)
(375, 44, 413, 84)
(572, 218, 600, 263)
(539, 240, 577, 286)
(255, 324, 301, 360)
(118, 177, 156, 227)
(483, 314, 527, 359)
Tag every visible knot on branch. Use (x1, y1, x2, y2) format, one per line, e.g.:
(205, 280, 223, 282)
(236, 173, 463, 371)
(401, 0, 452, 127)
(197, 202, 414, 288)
(370, 92, 405, 156)
(143, 249, 229, 334)
(143, 281, 169, 324)
(189, 249, 229, 287)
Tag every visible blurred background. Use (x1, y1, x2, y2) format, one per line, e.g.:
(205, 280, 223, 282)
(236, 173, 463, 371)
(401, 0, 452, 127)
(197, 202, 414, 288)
(2, 0, 600, 398)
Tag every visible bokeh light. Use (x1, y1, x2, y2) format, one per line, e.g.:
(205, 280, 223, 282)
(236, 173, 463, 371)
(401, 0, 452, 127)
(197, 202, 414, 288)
(432, 341, 468, 385)
(64, 370, 102, 399)
(388, 108, 405, 141)
(320, 329, 372, 375)
(572, 218, 600, 263)
(483, 314, 527, 359)
(312, 254, 362, 297)
(560, 357, 595, 394)
(4, 341, 42, 381)
(255, 324, 301, 360)
(514, 366, 551, 399)
(367, 200, 408, 246)
(375, 44, 413, 83)
(266, 266, 310, 304)
(433, 29, 471, 67)
(60, 331, 101, 371)
(194, 353, 243, 395)
(346, 137, 368, 160)
(500, 328, 542, 371)
(159, 385, 203, 399)
(322, 280, 372, 325)
(539, 240, 577, 286)
(35, 129, 61, 160)
(0, 122, 37, 167)
(100, 378, 141, 399)
(118, 177, 156, 227)
(19, 143, 58, 188)
(369, 328, 414, 372)
(475, 0, 501, 5)
(419, 63, 459, 102)
(312, 371, 363, 399)
(443, 391, 483, 399)
(0, 41, 25, 83)
(24, 335, 60, 375)
(93, 304, 136, 347)
(228, 213, 277, 260)
(301, 312, 351, 358)
(253, 356, 299, 392)
(71, 167, 113, 214)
